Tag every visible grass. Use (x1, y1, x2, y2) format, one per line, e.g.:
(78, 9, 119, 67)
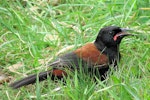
(0, 0, 150, 100)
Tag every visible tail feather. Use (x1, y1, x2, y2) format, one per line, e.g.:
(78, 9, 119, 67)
(9, 71, 51, 89)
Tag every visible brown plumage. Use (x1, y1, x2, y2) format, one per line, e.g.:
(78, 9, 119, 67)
(74, 43, 108, 65)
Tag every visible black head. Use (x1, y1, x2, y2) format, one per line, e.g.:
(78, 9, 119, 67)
(95, 26, 132, 47)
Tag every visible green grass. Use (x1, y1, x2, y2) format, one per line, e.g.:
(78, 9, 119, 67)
(0, 0, 150, 100)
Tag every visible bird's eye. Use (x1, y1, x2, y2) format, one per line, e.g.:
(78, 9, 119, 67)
(109, 31, 114, 35)
(109, 31, 116, 36)
(109, 31, 112, 34)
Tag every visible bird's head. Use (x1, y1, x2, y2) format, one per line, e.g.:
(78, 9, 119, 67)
(95, 26, 133, 47)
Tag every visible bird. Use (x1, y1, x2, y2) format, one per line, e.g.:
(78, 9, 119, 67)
(9, 26, 133, 89)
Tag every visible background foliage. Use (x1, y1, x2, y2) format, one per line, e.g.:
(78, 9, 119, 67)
(0, 0, 150, 100)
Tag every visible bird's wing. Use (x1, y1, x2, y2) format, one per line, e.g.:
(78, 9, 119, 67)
(48, 52, 82, 69)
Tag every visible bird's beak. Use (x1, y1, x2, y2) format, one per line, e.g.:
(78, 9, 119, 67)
(120, 28, 134, 37)
(120, 28, 133, 32)
(113, 28, 134, 41)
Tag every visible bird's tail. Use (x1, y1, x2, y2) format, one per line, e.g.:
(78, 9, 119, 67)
(9, 71, 51, 89)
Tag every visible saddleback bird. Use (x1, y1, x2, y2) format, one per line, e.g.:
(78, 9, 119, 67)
(10, 26, 133, 89)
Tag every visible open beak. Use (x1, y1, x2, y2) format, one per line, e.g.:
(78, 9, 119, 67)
(113, 28, 134, 41)
(120, 28, 133, 32)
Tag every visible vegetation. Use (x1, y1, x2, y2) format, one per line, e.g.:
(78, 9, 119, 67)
(0, 0, 149, 100)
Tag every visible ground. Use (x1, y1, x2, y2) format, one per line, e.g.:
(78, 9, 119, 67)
(0, 0, 150, 100)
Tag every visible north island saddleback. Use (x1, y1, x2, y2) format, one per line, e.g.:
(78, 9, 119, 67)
(10, 26, 133, 89)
